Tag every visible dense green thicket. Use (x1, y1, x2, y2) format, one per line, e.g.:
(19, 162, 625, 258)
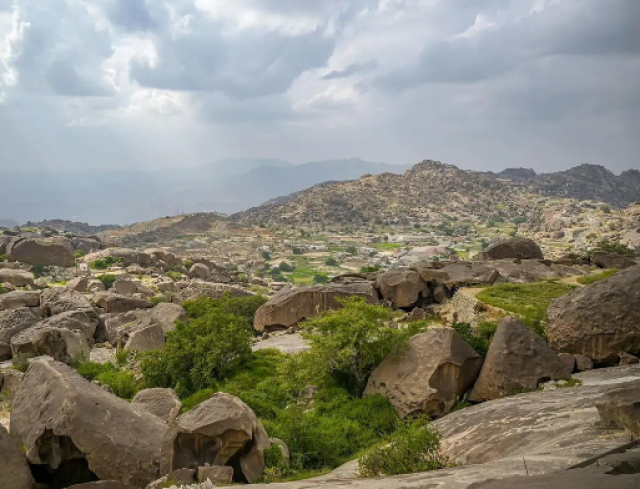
(476, 282, 576, 337)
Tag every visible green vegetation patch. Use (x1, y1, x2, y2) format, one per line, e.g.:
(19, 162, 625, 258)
(476, 282, 577, 336)
(76, 361, 140, 400)
(577, 269, 620, 285)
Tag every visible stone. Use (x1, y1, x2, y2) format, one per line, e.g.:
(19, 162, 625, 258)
(132, 388, 182, 424)
(198, 465, 234, 484)
(7, 237, 75, 267)
(558, 353, 576, 374)
(67, 276, 90, 293)
(0, 269, 35, 288)
(269, 438, 290, 464)
(93, 292, 153, 313)
(84, 248, 147, 267)
(596, 380, 640, 440)
(254, 282, 379, 332)
(0, 424, 36, 489)
(620, 352, 640, 365)
(40, 287, 94, 316)
(596, 448, 640, 475)
(125, 324, 165, 351)
(407, 307, 427, 322)
(189, 263, 211, 281)
(465, 468, 640, 489)
(0, 341, 10, 361)
(0, 308, 40, 344)
(156, 281, 177, 294)
(376, 269, 425, 308)
(591, 251, 637, 270)
(31, 309, 99, 341)
(160, 393, 270, 483)
(144, 248, 181, 269)
(479, 237, 544, 261)
(365, 328, 482, 418)
(10, 360, 168, 487)
(171, 282, 253, 304)
(11, 327, 90, 365)
(0, 368, 24, 401)
(432, 284, 449, 304)
(70, 237, 101, 254)
(0, 290, 41, 310)
(103, 303, 187, 347)
(146, 469, 196, 489)
(67, 482, 133, 489)
(127, 263, 146, 275)
(113, 279, 139, 297)
(547, 267, 640, 365)
(414, 262, 501, 288)
(470, 317, 572, 402)
(252, 332, 310, 354)
(575, 354, 595, 372)
(88, 278, 106, 293)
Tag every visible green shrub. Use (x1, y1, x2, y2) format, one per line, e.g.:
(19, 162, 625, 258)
(358, 417, 445, 477)
(0, 253, 8, 262)
(451, 323, 491, 358)
(324, 257, 338, 267)
(262, 251, 272, 261)
(150, 294, 172, 305)
(292, 247, 304, 255)
(0, 283, 5, 294)
(346, 246, 357, 254)
(301, 297, 425, 395)
(183, 258, 194, 269)
(577, 269, 620, 285)
(31, 264, 48, 278)
(141, 308, 254, 397)
(360, 266, 379, 274)
(166, 271, 182, 282)
(313, 274, 329, 284)
(75, 360, 140, 400)
(182, 294, 268, 325)
(97, 274, 117, 290)
(73, 250, 86, 259)
(595, 240, 636, 257)
(278, 262, 294, 273)
(476, 282, 577, 337)
(91, 256, 123, 270)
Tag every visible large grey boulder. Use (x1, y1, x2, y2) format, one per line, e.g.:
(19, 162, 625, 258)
(40, 287, 94, 316)
(591, 251, 637, 270)
(125, 324, 165, 352)
(84, 248, 147, 267)
(30, 309, 99, 341)
(465, 468, 640, 489)
(479, 238, 544, 261)
(0, 290, 41, 310)
(160, 393, 270, 483)
(10, 360, 168, 487)
(596, 380, 640, 440)
(0, 308, 40, 344)
(132, 388, 182, 424)
(93, 292, 153, 314)
(376, 269, 425, 308)
(470, 317, 571, 402)
(11, 327, 90, 365)
(414, 262, 500, 289)
(547, 267, 640, 365)
(365, 328, 482, 418)
(0, 269, 35, 288)
(188, 263, 211, 281)
(0, 424, 35, 489)
(254, 282, 379, 332)
(112, 279, 139, 297)
(7, 237, 75, 267)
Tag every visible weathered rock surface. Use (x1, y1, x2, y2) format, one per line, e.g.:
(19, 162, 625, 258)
(365, 328, 482, 418)
(11, 327, 90, 364)
(596, 380, 640, 440)
(112, 279, 140, 297)
(132, 388, 182, 424)
(479, 237, 544, 261)
(160, 393, 270, 483)
(103, 303, 186, 348)
(254, 282, 379, 332)
(252, 332, 310, 354)
(84, 248, 146, 267)
(465, 468, 640, 489)
(470, 317, 571, 402)
(189, 263, 211, 281)
(40, 287, 94, 316)
(198, 465, 234, 484)
(414, 262, 500, 288)
(11, 360, 168, 487)
(0, 424, 36, 489)
(0, 268, 35, 287)
(125, 323, 165, 351)
(171, 282, 253, 304)
(146, 469, 196, 489)
(0, 290, 41, 310)
(7, 237, 75, 267)
(0, 307, 40, 344)
(93, 292, 153, 313)
(591, 251, 637, 270)
(67, 482, 133, 489)
(376, 269, 425, 308)
(547, 267, 640, 365)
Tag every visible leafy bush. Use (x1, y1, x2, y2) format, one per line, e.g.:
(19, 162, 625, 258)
(324, 257, 338, 267)
(313, 274, 329, 284)
(183, 258, 194, 269)
(31, 264, 48, 278)
(595, 240, 636, 257)
(292, 247, 304, 255)
(76, 361, 140, 400)
(601, 206, 612, 214)
(73, 250, 86, 259)
(91, 256, 123, 270)
(301, 297, 425, 395)
(346, 246, 357, 254)
(360, 266, 379, 274)
(262, 251, 272, 261)
(166, 271, 182, 282)
(451, 323, 491, 358)
(358, 417, 445, 477)
(150, 294, 172, 305)
(278, 262, 294, 273)
(142, 297, 262, 397)
(476, 282, 577, 337)
(577, 269, 620, 285)
(97, 274, 117, 290)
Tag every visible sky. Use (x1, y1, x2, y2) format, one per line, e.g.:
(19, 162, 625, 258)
(0, 0, 639, 173)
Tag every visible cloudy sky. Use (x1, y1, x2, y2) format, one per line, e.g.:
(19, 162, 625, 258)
(1, 0, 638, 173)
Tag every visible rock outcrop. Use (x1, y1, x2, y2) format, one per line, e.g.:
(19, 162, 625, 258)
(254, 282, 379, 332)
(40, 287, 94, 316)
(470, 317, 571, 402)
(132, 388, 183, 424)
(93, 292, 153, 314)
(590, 251, 637, 270)
(365, 328, 482, 418)
(596, 380, 640, 440)
(376, 269, 425, 308)
(0, 290, 41, 310)
(478, 238, 544, 261)
(10, 327, 90, 364)
(0, 308, 40, 344)
(171, 282, 253, 304)
(10, 360, 168, 487)
(0, 424, 36, 489)
(546, 267, 640, 365)
(0, 269, 35, 288)
(160, 393, 270, 483)
(6, 237, 75, 267)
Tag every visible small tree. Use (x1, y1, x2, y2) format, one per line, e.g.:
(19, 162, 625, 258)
(325, 256, 338, 267)
(278, 262, 294, 273)
(97, 274, 117, 290)
(301, 297, 423, 395)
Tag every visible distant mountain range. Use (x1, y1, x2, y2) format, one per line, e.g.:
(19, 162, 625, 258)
(0, 158, 408, 225)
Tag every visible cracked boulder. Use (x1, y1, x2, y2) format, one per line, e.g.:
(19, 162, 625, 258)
(376, 269, 425, 308)
(160, 393, 270, 483)
(10, 360, 168, 487)
(365, 328, 482, 418)
(11, 327, 90, 365)
(0, 424, 35, 489)
(470, 317, 572, 402)
(40, 287, 94, 317)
